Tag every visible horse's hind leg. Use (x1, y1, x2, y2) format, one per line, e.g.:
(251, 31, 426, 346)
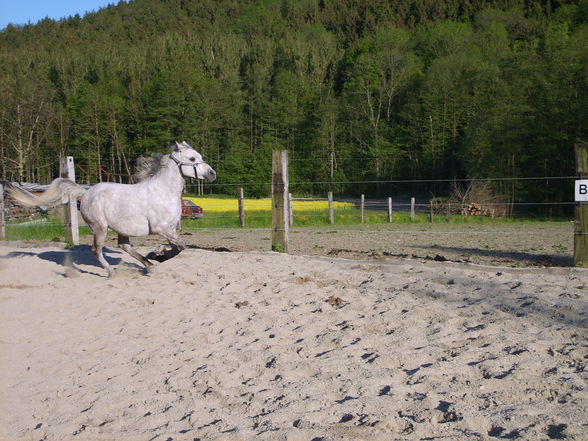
(92, 227, 114, 277)
(118, 235, 153, 273)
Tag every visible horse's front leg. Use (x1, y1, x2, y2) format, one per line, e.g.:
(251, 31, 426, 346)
(146, 231, 185, 263)
(166, 231, 186, 254)
(118, 234, 154, 272)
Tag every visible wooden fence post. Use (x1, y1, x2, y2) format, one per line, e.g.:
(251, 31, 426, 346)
(60, 156, 79, 245)
(410, 197, 415, 221)
(288, 193, 293, 227)
(574, 143, 588, 266)
(238, 187, 245, 227)
(328, 191, 334, 225)
(388, 197, 393, 222)
(429, 200, 434, 222)
(271, 150, 289, 252)
(0, 182, 5, 240)
(360, 194, 365, 223)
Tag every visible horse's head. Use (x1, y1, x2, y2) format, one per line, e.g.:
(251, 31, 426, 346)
(171, 141, 217, 182)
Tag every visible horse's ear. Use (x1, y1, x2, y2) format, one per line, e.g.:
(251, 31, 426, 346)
(172, 141, 182, 152)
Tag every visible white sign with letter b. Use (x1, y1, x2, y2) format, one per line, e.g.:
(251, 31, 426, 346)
(576, 180, 588, 202)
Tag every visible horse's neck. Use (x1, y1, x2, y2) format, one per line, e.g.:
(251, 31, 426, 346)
(149, 156, 184, 196)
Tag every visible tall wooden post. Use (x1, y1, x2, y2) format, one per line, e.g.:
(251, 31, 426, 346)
(360, 194, 365, 223)
(288, 193, 293, 227)
(574, 143, 588, 266)
(271, 150, 289, 252)
(0, 182, 5, 240)
(410, 197, 416, 221)
(238, 187, 245, 227)
(388, 197, 393, 222)
(328, 192, 334, 225)
(60, 156, 79, 245)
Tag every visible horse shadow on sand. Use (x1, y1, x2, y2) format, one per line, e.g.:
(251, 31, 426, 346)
(4, 244, 226, 277)
(4, 245, 142, 277)
(411, 244, 572, 267)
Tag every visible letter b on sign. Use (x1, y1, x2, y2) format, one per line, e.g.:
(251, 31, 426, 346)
(576, 180, 588, 202)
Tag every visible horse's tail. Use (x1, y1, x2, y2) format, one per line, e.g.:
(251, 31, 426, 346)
(8, 178, 87, 209)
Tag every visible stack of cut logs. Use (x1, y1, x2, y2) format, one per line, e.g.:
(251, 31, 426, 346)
(4, 199, 43, 221)
(466, 202, 487, 216)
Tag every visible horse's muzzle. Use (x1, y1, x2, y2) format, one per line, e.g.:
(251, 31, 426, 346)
(205, 168, 217, 183)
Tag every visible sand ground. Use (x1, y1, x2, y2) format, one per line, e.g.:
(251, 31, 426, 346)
(0, 224, 586, 440)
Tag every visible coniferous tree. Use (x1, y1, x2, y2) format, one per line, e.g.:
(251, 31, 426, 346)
(0, 0, 584, 201)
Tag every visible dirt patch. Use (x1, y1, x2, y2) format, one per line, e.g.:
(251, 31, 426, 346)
(153, 222, 573, 267)
(11, 221, 573, 267)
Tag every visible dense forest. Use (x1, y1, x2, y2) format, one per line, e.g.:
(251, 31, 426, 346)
(0, 0, 586, 202)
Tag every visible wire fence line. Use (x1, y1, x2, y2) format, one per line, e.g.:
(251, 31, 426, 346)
(0, 156, 581, 267)
(184, 174, 576, 202)
(4, 174, 576, 189)
(190, 172, 580, 227)
(198, 175, 577, 187)
(275, 228, 576, 235)
(1, 175, 579, 246)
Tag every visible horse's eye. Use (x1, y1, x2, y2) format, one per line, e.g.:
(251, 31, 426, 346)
(189, 157, 196, 162)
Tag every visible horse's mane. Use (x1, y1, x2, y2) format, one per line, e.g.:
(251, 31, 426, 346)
(133, 154, 168, 182)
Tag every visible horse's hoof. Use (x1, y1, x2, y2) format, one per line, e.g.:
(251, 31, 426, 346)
(143, 264, 156, 275)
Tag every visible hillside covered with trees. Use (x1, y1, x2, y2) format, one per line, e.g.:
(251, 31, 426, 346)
(0, 0, 586, 202)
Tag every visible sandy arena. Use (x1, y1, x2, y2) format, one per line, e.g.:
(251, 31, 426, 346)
(0, 224, 586, 440)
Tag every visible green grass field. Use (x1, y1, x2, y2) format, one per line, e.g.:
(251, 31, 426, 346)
(4, 205, 567, 241)
(4, 219, 92, 242)
(180, 207, 558, 230)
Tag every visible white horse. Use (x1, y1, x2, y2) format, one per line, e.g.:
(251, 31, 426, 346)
(9, 141, 216, 276)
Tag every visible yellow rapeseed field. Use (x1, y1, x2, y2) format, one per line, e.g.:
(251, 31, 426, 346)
(183, 197, 354, 212)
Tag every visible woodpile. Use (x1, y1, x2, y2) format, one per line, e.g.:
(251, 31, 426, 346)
(465, 202, 491, 217)
(447, 181, 508, 218)
(467, 202, 482, 216)
(4, 198, 45, 221)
